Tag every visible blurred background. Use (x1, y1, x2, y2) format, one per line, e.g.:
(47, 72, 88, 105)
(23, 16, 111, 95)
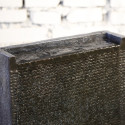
(0, 0, 125, 47)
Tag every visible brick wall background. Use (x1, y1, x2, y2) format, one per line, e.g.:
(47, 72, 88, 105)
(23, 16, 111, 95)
(0, 0, 125, 47)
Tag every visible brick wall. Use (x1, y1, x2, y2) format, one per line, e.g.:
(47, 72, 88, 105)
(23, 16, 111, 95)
(0, 0, 125, 47)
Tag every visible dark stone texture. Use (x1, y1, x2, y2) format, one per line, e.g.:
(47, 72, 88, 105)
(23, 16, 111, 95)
(0, 31, 125, 125)
(16, 47, 121, 125)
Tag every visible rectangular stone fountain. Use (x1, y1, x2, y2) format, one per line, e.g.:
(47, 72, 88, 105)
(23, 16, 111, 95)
(0, 31, 125, 125)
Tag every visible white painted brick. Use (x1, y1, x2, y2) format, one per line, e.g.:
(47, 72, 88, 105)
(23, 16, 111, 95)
(64, 0, 106, 7)
(30, 11, 61, 24)
(0, 0, 22, 7)
(53, 25, 87, 38)
(25, 0, 60, 8)
(119, 29, 125, 36)
(67, 8, 103, 23)
(111, 0, 125, 7)
(0, 9, 27, 23)
(53, 24, 117, 38)
(110, 11, 125, 24)
(0, 27, 48, 47)
(56, 6, 71, 16)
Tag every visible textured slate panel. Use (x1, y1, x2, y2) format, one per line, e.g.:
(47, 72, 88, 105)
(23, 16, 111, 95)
(13, 47, 121, 125)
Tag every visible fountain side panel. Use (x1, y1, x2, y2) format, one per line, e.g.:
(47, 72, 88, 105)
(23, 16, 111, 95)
(0, 50, 15, 125)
